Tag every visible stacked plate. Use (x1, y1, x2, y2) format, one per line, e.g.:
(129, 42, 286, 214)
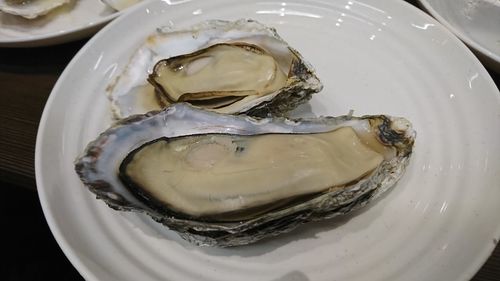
(418, 0, 500, 72)
(0, 0, 133, 47)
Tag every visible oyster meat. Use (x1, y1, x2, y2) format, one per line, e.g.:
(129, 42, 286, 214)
(75, 103, 415, 247)
(0, 0, 70, 19)
(107, 19, 322, 119)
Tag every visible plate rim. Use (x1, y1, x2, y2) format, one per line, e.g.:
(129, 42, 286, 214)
(34, 1, 158, 279)
(35, 0, 500, 280)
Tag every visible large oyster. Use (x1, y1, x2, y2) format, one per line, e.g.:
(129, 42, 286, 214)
(0, 0, 70, 19)
(75, 104, 415, 247)
(107, 19, 322, 119)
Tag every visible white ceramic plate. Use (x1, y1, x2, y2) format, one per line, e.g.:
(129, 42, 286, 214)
(36, 0, 500, 280)
(0, 0, 127, 47)
(417, 0, 500, 73)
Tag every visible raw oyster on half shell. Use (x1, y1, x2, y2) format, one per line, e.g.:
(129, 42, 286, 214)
(75, 103, 415, 247)
(107, 19, 322, 119)
(0, 0, 70, 19)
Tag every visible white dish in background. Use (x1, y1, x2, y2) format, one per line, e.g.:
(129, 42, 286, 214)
(0, 0, 127, 47)
(418, 0, 500, 73)
(36, 0, 500, 280)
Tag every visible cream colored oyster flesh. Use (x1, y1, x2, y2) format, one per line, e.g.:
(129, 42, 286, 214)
(149, 43, 288, 111)
(121, 127, 385, 218)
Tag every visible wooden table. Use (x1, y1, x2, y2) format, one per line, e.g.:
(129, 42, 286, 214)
(1, 14, 500, 281)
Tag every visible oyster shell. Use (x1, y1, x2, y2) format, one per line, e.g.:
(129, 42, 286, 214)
(107, 19, 322, 119)
(75, 103, 415, 247)
(0, 0, 70, 19)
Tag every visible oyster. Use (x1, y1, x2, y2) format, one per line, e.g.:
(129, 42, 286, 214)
(75, 103, 415, 247)
(0, 0, 70, 19)
(107, 19, 322, 119)
(101, 0, 140, 11)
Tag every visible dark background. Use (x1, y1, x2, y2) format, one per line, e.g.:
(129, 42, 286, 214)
(1, 40, 88, 280)
(1, 1, 500, 280)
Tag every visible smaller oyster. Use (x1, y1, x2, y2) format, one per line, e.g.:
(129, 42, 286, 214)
(148, 39, 316, 116)
(0, 0, 70, 19)
(107, 19, 322, 119)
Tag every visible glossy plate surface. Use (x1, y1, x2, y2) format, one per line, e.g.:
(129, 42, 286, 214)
(36, 0, 500, 280)
(418, 0, 500, 72)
